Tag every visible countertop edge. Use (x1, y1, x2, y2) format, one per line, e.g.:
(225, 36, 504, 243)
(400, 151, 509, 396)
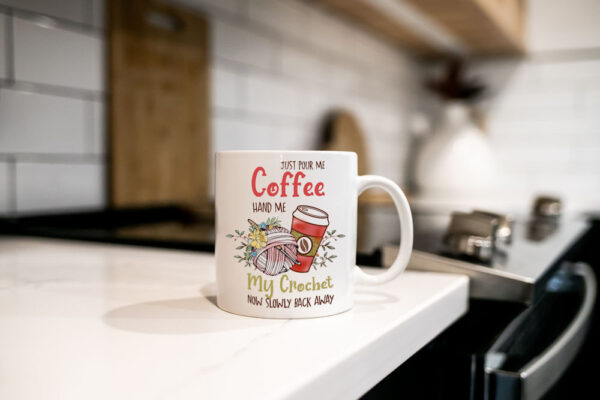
(286, 275, 470, 400)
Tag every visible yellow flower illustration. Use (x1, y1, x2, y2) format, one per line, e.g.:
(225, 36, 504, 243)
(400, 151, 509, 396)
(249, 230, 267, 249)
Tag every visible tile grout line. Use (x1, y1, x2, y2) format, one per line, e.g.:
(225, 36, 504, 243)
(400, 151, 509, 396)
(0, 153, 104, 164)
(84, 100, 94, 154)
(212, 56, 403, 110)
(0, 79, 104, 101)
(84, 0, 95, 28)
(0, 3, 103, 37)
(7, 155, 17, 215)
(5, 9, 14, 83)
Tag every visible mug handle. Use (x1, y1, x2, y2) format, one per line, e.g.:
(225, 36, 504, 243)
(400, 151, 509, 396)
(355, 175, 413, 284)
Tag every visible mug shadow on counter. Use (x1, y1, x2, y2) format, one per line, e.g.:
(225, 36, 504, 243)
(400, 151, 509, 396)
(103, 283, 400, 335)
(102, 282, 279, 335)
(353, 290, 399, 313)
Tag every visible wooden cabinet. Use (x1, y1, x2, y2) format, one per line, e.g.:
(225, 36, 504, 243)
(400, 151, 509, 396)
(314, 0, 526, 56)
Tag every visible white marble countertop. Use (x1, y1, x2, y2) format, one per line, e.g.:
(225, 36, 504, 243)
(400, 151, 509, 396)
(0, 237, 468, 400)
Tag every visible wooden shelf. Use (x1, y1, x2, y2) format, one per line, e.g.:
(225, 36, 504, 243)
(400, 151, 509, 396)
(314, 0, 526, 57)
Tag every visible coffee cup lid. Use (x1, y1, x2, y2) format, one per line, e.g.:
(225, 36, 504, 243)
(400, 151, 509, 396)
(292, 205, 329, 226)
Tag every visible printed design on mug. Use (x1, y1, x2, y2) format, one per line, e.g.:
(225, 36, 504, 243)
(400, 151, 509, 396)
(226, 205, 344, 276)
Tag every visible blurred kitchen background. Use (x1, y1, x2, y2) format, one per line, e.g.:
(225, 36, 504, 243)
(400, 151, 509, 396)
(0, 0, 598, 219)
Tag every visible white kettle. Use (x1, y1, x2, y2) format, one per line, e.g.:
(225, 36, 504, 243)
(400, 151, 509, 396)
(414, 102, 501, 201)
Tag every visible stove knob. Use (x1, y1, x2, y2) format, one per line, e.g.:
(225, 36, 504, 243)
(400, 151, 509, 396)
(472, 210, 514, 244)
(532, 196, 562, 219)
(444, 212, 498, 261)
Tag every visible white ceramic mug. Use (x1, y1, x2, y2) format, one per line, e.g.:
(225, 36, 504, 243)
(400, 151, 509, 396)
(215, 151, 413, 318)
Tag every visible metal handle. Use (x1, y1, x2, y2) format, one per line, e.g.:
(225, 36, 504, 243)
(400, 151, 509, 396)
(485, 263, 596, 400)
(520, 263, 595, 399)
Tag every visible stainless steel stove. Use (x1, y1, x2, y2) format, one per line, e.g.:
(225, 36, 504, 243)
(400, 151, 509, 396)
(383, 201, 589, 304)
(371, 196, 597, 400)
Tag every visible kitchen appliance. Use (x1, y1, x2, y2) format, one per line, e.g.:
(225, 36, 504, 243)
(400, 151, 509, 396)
(383, 207, 589, 304)
(375, 197, 596, 399)
(414, 102, 501, 203)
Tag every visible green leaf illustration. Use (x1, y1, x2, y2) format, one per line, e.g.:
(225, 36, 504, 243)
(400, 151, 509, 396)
(226, 234, 233, 238)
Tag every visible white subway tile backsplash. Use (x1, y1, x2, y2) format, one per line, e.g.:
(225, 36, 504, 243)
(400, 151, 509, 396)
(171, 0, 242, 15)
(348, 29, 399, 73)
(569, 146, 600, 173)
(13, 18, 103, 91)
(370, 153, 403, 183)
(273, 123, 319, 150)
(368, 136, 406, 167)
(330, 63, 361, 93)
(90, 0, 105, 28)
(0, 14, 6, 79)
(373, 106, 406, 135)
(244, 72, 301, 118)
(91, 100, 105, 154)
(580, 90, 600, 116)
(211, 66, 241, 110)
(490, 90, 577, 111)
(0, 162, 10, 213)
(247, 0, 308, 41)
(212, 19, 276, 70)
(571, 125, 600, 147)
(16, 162, 105, 212)
(469, 45, 600, 210)
(305, 7, 349, 58)
(303, 87, 337, 118)
(487, 119, 600, 144)
(280, 46, 330, 85)
(0, 88, 88, 153)
(537, 60, 600, 84)
(528, 0, 600, 52)
(347, 97, 381, 134)
(486, 105, 577, 126)
(213, 117, 275, 151)
(213, 116, 319, 152)
(0, 0, 88, 25)
(468, 61, 539, 91)
(2, 0, 423, 211)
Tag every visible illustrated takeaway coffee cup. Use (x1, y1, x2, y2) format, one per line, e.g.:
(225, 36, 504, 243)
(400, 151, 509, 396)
(290, 205, 329, 273)
(215, 151, 413, 318)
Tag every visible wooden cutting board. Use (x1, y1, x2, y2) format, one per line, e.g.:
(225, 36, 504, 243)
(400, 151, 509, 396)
(108, 0, 210, 212)
(321, 110, 370, 175)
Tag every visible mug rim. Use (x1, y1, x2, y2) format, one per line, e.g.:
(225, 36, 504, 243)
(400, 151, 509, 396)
(216, 150, 357, 156)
